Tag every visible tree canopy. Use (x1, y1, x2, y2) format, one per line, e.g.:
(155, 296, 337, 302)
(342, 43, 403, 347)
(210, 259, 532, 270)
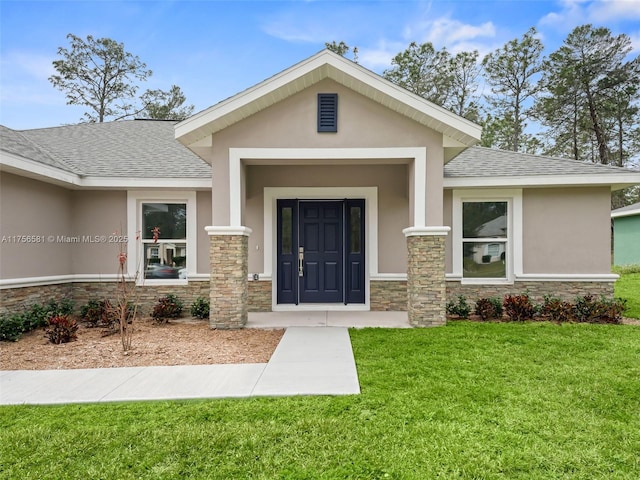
(49, 34, 194, 123)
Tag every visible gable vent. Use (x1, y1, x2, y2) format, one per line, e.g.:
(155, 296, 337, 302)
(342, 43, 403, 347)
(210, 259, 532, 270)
(317, 93, 338, 132)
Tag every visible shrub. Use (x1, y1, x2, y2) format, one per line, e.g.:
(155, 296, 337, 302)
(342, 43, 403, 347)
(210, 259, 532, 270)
(474, 297, 503, 321)
(446, 295, 471, 318)
(503, 294, 535, 321)
(80, 299, 120, 332)
(0, 297, 76, 342)
(190, 296, 210, 319)
(0, 314, 27, 342)
(151, 294, 183, 323)
(540, 295, 575, 323)
(45, 315, 78, 344)
(574, 294, 626, 324)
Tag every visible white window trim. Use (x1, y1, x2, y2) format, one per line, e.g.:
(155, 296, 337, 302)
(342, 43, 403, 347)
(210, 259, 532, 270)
(126, 191, 197, 285)
(452, 189, 522, 285)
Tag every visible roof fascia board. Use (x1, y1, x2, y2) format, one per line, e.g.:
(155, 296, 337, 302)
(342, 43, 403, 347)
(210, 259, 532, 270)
(611, 208, 640, 218)
(1, 152, 210, 189)
(1, 151, 80, 185)
(444, 173, 640, 189)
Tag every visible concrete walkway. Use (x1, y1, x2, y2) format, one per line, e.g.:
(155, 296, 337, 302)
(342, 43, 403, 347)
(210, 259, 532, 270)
(0, 327, 360, 405)
(247, 310, 410, 329)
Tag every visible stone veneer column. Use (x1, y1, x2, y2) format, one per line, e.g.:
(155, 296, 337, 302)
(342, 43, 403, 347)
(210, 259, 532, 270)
(402, 227, 450, 327)
(206, 226, 252, 329)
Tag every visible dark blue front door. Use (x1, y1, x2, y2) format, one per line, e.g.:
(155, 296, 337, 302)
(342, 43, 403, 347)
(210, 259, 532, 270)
(276, 199, 365, 305)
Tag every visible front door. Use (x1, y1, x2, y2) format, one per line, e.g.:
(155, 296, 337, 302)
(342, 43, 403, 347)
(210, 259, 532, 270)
(277, 199, 365, 305)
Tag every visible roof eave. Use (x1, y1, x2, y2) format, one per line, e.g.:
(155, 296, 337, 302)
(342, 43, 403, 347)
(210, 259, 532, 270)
(444, 173, 640, 189)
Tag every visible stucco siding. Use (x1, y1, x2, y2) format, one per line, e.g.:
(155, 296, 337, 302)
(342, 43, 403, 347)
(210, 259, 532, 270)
(245, 164, 409, 274)
(209, 78, 444, 226)
(613, 215, 640, 266)
(0, 172, 73, 278)
(197, 191, 213, 274)
(443, 189, 453, 273)
(70, 190, 127, 274)
(523, 187, 611, 274)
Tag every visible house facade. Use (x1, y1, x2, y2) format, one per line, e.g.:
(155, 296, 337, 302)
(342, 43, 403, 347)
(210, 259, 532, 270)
(611, 202, 640, 266)
(2, 50, 639, 327)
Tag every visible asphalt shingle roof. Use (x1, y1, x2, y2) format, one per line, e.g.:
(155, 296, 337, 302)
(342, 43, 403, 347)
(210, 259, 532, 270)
(2, 120, 211, 178)
(445, 146, 635, 178)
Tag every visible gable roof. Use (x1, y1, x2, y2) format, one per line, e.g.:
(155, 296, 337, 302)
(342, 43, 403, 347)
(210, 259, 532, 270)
(611, 201, 640, 218)
(445, 146, 640, 189)
(175, 49, 482, 149)
(1, 120, 211, 188)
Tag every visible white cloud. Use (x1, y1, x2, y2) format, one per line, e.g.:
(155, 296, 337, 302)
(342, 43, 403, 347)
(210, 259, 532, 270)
(1, 51, 55, 81)
(587, 0, 640, 21)
(402, 14, 496, 55)
(357, 40, 407, 71)
(540, 0, 640, 29)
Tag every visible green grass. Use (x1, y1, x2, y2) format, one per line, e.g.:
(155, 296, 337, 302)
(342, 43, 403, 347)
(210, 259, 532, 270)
(614, 271, 640, 319)
(2, 323, 640, 479)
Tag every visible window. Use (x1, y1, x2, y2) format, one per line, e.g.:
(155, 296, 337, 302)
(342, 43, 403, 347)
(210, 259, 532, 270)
(127, 192, 196, 284)
(142, 203, 187, 279)
(317, 93, 338, 132)
(462, 201, 507, 278)
(452, 190, 521, 284)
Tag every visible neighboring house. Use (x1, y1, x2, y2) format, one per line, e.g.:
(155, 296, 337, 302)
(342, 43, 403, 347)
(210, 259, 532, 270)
(2, 50, 640, 327)
(611, 202, 640, 266)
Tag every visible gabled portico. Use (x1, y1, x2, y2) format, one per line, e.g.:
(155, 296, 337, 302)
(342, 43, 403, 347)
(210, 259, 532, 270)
(175, 49, 481, 328)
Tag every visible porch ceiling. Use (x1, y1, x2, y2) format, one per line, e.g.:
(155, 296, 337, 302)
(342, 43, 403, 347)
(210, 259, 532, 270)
(175, 50, 481, 150)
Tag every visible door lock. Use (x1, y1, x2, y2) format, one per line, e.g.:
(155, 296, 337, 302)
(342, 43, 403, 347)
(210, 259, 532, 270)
(298, 246, 304, 277)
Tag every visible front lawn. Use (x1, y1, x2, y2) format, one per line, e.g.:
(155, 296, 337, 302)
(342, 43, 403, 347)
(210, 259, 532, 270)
(615, 271, 640, 319)
(2, 322, 639, 479)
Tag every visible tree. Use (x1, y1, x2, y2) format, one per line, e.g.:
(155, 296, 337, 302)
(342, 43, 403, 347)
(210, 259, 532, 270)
(139, 85, 194, 120)
(535, 25, 640, 166)
(49, 34, 152, 122)
(482, 27, 544, 152)
(383, 42, 452, 106)
(325, 41, 358, 63)
(447, 50, 482, 122)
(383, 42, 482, 121)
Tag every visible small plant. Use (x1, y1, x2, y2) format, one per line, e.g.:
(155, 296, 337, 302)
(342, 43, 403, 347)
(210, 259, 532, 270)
(151, 294, 183, 323)
(190, 296, 210, 319)
(474, 297, 503, 321)
(0, 314, 27, 342)
(540, 295, 575, 323)
(0, 297, 76, 342)
(503, 294, 535, 321)
(574, 294, 626, 324)
(45, 315, 78, 344)
(446, 295, 471, 318)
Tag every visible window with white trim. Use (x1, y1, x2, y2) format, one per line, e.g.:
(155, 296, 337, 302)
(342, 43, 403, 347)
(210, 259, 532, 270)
(142, 203, 187, 280)
(452, 189, 521, 284)
(462, 201, 508, 279)
(127, 192, 196, 284)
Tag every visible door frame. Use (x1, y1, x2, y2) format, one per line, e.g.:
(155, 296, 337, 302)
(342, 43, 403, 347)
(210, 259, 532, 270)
(276, 199, 365, 306)
(265, 187, 378, 311)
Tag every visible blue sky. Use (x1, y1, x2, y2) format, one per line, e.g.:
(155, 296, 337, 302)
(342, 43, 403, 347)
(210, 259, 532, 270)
(1, 0, 639, 130)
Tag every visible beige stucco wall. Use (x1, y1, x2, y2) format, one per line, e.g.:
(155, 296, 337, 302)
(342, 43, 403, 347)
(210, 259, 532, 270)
(244, 164, 409, 274)
(196, 190, 212, 274)
(522, 187, 611, 274)
(70, 190, 127, 275)
(0, 173, 73, 278)
(443, 189, 453, 273)
(206, 78, 444, 227)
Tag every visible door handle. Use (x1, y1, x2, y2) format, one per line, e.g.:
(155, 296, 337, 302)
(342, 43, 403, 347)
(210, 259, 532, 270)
(298, 247, 304, 277)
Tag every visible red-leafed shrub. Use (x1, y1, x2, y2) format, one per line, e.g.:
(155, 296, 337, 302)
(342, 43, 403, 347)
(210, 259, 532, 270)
(45, 315, 78, 344)
(503, 294, 535, 322)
